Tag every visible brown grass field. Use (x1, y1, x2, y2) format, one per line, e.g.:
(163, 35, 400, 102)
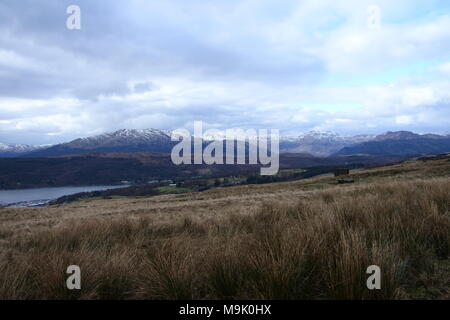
(0, 156, 449, 300)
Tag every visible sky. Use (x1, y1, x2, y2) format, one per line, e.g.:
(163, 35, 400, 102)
(0, 0, 450, 145)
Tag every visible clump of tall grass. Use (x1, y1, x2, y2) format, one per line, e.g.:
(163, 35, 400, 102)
(0, 178, 448, 299)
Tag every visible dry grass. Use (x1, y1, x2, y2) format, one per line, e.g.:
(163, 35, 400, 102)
(0, 171, 449, 299)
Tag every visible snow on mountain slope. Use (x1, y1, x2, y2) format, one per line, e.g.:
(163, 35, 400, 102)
(66, 129, 173, 149)
(280, 131, 375, 157)
(25, 129, 176, 157)
(335, 131, 450, 156)
(0, 143, 49, 157)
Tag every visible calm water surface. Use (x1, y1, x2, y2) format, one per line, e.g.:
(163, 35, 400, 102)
(0, 185, 127, 206)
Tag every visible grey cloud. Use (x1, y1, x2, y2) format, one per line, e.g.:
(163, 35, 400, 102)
(133, 82, 156, 93)
(0, 1, 449, 144)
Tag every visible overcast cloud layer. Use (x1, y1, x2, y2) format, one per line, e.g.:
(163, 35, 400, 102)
(0, 0, 450, 145)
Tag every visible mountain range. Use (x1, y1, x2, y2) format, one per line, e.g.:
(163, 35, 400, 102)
(26, 129, 175, 157)
(280, 131, 375, 156)
(335, 131, 450, 156)
(2, 129, 448, 190)
(2, 129, 450, 158)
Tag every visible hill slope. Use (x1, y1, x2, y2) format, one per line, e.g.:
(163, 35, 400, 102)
(0, 154, 448, 300)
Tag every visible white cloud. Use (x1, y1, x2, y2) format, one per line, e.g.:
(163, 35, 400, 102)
(395, 115, 414, 125)
(436, 62, 450, 75)
(0, 0, 449, 144)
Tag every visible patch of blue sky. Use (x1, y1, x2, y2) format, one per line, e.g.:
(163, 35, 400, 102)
(383, 1, 450, 24)
(314, 15, 348, 35)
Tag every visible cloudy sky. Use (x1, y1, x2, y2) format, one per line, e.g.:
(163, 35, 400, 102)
(1, 0, 450, 145)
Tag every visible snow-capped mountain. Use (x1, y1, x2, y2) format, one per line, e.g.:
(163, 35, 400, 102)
(280, 130, 375, 157)
(26, 129, 176, 157)
(65, 129, 172, 148)
(374, 131, 447, 141)
(335, 131, 450, 156)
(0, 143, 49, 157)
(27, 128, 362, 158)
(13, 129, 450, 158)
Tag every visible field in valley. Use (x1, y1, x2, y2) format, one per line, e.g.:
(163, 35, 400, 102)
(0, 155, 449, 299)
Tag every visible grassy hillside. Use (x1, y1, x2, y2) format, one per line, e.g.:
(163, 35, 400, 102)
(0, 155, 449, 299)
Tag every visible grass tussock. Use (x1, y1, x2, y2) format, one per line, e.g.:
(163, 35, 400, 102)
(0, 178, 449, 300)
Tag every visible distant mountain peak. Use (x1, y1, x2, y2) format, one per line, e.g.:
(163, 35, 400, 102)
(375, 131, 446, 141)
(297, 130, 340, 139)
(24, 128, 176, 157)
(113, 128, 172, 136)
(70, 128, 172, 145)
(336, 131, 450, 156)
(280, 130, 375, 157)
